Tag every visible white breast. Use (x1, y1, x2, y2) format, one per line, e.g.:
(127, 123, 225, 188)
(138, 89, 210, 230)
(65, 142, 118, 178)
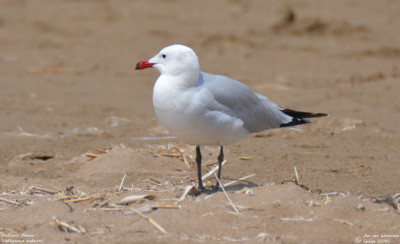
(152, 76, 248, 146)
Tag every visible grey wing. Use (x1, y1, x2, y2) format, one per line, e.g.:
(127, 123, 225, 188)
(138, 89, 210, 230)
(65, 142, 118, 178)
(199, 72, 292, 133)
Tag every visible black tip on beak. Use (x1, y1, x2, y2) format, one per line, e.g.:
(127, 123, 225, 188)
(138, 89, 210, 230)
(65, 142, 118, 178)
(135, 62, 140, 70)
(134, 59, 154, 70)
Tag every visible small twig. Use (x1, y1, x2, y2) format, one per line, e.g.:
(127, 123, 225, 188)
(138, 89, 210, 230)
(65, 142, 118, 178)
(151, 205, 181, 210)
(148, 177, 162, 184)
(204, 160, 218, 167)
(173, 168, 193, 171)
(213, 172, 240, 215)
(181, 155, 191, 169)
(334, 218, 354, 226)
(36, 186, 57, 195)
(320, 192, 338, 196)
(238, 156, 253, 160)
(118, 174, 127, 192)
(131, 136, 176, 141)
(294, 166, 299, 184)
(0, 197, 21, 206)
(86, 207, 126, 211)
(85, 153, 99, 158)
(280, 215, 314, 222)
(52, 216, 86, 234)
(202, 160, 227, 181)
(88, 195, 105, 203)
(176, 184, 195, 204)
(22, 186, 35, 196)
(143, 180, 171, 191)
(223, 174, 256, 187)
(95, 148, 110, 153)
(96, 197, 114, 208)
(23, 186, 57, 195)
(173, 146, 191, 169)
(64, 197, 91, 203)
(129, 208, 168, 234)
(158, 153, 181, 158)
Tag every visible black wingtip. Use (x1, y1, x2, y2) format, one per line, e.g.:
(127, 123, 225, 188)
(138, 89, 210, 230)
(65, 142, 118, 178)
(279, 108, 328, 127)
(280, 118, 311, 127)
(280, 109, 328, 118)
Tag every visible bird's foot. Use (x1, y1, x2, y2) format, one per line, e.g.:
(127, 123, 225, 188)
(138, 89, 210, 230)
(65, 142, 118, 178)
(211, 184, 220, 192)
(198, 185, 206, 192)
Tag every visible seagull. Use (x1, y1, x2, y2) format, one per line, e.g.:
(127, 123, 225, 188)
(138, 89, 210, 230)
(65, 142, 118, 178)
(135, 44, 327, 192)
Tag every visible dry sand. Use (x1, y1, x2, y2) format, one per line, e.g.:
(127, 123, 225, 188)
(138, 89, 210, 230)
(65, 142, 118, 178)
(0, 0, 399, 243)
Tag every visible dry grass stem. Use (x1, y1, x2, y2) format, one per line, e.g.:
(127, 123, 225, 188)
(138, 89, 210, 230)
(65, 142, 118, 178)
(95, 148, 111, 153)
(174, 168, 193, 171)
(52, 216, 86, 234)
(116, 195, 156, 205)
(280, 215, 314, 222)
(213, 172, 240, 215)
(239, 156, 253, 160)
(173, 146, 191, 168)
(320, 192, 338, 196)
(64, 197, 92, 203)
(143, 180, 171, 191)
(0, 196, 21, 206)
(176, 184, 195, 204)
(159, 153, 181, 158)
(86, 207, 126, 211)
(151, 205, 181, 210)
(118, 174, 127, 192)
(131, 136, 176, 140)
(148, 177, 162, 184)
(23, 186, 57, 195)
(96, 197, 114, 208)
(204, 160, 218, 167)
(334, 218, 354, 226)
(202, 160, 227, 181)
(181, 154, 191, 168)
(294, 166, 300, 184)
(223, 174, 256, 187)
(129, 207, 168, 234)
(226, 203, 255, 211)
(85, 153, 99, 158)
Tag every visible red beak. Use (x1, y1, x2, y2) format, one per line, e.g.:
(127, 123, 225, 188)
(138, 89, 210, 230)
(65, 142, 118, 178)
(135, 59, 155, 70)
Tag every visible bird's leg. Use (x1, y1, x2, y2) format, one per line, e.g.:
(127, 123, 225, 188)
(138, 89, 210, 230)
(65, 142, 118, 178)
(196, 146, 205, 191)
(212, 146, 224, 192)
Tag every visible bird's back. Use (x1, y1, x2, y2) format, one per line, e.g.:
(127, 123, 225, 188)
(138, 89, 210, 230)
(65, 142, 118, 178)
(198, 72, 292, 133)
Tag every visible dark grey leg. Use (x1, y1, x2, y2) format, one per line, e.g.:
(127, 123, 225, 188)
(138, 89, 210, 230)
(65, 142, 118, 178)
(212, 146, 224, 192)
(196, 146, 205, 191)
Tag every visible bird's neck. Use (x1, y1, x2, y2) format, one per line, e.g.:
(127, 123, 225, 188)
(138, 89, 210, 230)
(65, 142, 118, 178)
(163, 71, 199, 90)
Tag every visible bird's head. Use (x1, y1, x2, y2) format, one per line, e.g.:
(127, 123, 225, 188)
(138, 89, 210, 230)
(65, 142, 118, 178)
(135, 44, 200, 77)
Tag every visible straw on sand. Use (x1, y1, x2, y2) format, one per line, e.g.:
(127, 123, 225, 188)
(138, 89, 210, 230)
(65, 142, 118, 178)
(129, 208, 168, 234)
(118, 173, 127, 192)
(52, 216, 86, 234)
(223, 174, 256, 187)
(213, 172, 240, 215)
(202, 160, 227, 181)
(0, 196, 21, 206)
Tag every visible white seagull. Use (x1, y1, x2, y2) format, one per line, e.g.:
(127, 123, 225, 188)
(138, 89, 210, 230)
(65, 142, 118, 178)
(135, 44, 327, 192)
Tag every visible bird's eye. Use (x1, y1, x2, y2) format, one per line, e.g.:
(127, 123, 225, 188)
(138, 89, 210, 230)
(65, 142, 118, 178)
(162, 54, 166, 59)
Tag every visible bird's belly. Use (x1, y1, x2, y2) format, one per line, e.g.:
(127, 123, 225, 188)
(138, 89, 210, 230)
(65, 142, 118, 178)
(154, 107, 248, 146)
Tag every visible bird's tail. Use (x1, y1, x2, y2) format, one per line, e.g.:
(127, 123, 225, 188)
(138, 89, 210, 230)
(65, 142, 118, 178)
(279, 109, 328, 127)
